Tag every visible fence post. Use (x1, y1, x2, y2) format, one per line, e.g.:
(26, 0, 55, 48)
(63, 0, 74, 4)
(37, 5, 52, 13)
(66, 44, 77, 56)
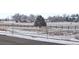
(75, 26, 76, 30)
(61, 26, 63, 29)
(55, 26, 57, 28)
(12, 22, 14, 35)
(68, 26, 69, 29)
(46, 26, 48, 39)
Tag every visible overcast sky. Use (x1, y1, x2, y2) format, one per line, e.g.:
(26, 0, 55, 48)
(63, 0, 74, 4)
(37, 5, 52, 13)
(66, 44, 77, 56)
(0, 0, 79, 18)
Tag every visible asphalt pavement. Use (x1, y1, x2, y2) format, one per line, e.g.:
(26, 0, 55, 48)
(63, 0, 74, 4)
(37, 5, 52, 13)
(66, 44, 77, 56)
(0, 35, 63, 45)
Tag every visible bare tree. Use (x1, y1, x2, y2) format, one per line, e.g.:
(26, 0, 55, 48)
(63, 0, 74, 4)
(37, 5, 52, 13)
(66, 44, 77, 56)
(12, 13, 21, 22)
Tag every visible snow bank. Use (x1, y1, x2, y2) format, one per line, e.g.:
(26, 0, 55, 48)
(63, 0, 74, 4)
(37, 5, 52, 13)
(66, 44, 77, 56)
(0, 29, 79, 45)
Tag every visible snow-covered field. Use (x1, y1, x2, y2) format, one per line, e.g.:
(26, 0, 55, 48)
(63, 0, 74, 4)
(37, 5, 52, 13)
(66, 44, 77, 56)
(0, 29, 79, 44)
(1, 21, 79, 27)
(0, 21, 79, 44)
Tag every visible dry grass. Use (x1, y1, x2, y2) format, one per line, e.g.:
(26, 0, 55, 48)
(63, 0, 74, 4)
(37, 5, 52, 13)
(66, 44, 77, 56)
(0, 22, 79, 36)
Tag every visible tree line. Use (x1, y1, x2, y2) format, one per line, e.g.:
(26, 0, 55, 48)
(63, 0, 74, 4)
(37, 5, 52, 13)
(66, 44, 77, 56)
(47, 14, 79, 22)
(11, 13, 79, 22)
(12, 13, 36, 23)
(1, 13, 79, 28)
(1, 13, 79, 22)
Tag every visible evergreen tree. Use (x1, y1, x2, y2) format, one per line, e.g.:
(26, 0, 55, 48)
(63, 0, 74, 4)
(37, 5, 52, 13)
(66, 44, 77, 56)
(34, 15, 47, 27)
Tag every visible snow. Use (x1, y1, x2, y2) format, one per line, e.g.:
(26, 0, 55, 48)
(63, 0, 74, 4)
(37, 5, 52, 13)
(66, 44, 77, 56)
(0, 29, 79, 44)
(0, 22, 79, 44)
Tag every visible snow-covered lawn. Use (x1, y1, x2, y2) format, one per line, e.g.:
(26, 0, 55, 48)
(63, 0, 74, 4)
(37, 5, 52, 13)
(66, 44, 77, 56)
(0, 22, 79, 44)
(0, 28, 79, 44)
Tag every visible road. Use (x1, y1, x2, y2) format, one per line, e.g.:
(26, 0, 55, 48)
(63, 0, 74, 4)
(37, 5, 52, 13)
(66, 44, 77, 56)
(0, 35, 63, 45)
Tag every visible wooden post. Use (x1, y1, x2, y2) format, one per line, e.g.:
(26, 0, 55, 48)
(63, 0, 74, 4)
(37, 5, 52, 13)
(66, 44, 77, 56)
(46, 26, 48, 39)
(75, 26, 76, 30)
(68, 26, 69, 29)
(12, 22, 14, 35)
(61, 26, 63, 29)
